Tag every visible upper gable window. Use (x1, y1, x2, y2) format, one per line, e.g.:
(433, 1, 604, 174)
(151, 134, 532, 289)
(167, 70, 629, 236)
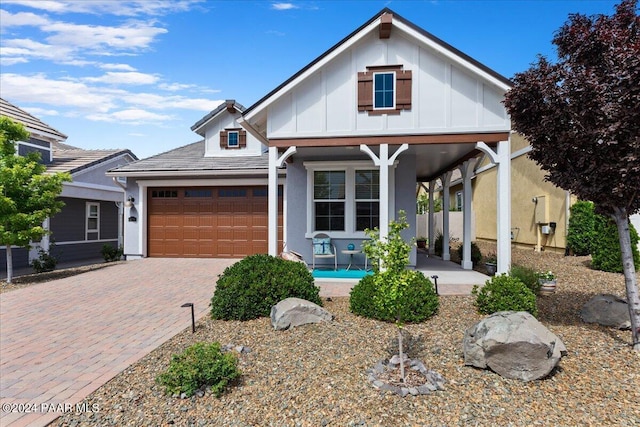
(227, 131, 239, 147)
(358, 65, 411, 115)
(220, 128, 246, 149)
(374, 72, 395, 109)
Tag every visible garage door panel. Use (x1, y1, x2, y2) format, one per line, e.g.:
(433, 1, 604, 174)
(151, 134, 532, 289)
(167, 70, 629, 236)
(148, 186, 282, 258)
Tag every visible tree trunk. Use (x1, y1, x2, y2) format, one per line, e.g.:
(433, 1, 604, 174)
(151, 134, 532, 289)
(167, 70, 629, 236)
(612, 207, 640, 351)
(398, 327, 406, 383)
(5, 245, 13, 284)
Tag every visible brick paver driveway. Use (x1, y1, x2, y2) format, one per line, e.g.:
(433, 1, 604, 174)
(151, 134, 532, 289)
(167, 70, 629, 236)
(0, 258, 235, 427)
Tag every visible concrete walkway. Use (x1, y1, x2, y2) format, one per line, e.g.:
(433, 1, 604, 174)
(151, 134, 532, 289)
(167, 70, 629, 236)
(0, 258, 235, 427)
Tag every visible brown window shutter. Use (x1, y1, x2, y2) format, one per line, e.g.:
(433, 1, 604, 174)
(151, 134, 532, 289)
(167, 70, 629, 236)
(396, 70, 412, 110)
(357, 71, 373, 112)
(220, 130, 228, 148)
(239, 130, 247, 148)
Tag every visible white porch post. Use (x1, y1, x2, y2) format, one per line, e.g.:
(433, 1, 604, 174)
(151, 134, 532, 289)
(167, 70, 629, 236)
(476, 139, 512, 274)
(268, 146, 296, 256)
(496, 139, 511, 273)
(428, 180, 436, 255)
(360, 143, 408, 242)
(460, 159, 477, 270)
(441, 171, 452, 261)
(268, 147, 279, 256)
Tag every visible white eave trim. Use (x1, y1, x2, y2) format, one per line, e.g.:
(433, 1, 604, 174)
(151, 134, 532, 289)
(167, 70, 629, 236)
(106, 169, 282, 178)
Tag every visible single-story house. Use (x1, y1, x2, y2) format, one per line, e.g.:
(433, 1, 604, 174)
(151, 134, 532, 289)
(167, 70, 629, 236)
(108, 8, 514, 273)
(0, 97, 137, 272)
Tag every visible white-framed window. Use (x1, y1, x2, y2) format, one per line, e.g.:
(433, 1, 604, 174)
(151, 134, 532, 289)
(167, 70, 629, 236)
(86, 202, 100, 240)
(306, 161, 381, 237)
(455, 191, 463, 211)
(373, 71, 395, 109)
(227, 131, 239, 147)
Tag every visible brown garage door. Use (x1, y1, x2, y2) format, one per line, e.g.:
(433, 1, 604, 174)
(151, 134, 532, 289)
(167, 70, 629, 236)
(148, 186, 282, 258)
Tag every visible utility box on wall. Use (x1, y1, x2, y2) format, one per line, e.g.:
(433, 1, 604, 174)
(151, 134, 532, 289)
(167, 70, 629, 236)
(534, 195, 548, 224)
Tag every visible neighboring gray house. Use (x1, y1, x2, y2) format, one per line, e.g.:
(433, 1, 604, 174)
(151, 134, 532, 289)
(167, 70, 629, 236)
(0, 98, 137, 272)
(109, 9, 514, 273)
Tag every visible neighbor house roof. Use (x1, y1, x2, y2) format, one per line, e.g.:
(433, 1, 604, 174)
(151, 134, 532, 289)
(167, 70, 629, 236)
(0, 97, 68, 142)
(48, 142, 137, 175)
(107, 140, 273, 177)
(191, 100, 246, 135)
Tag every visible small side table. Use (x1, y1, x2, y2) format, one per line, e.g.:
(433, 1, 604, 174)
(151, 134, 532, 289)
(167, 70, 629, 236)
(341, 249, 367, 271)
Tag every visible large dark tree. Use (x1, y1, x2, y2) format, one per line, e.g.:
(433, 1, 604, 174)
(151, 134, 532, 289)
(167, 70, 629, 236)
(504, 0, 640, 351)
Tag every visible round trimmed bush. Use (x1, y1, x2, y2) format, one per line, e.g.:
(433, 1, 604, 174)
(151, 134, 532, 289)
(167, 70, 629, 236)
(211, 254, 321, 320)
(350, 270, 439, 323)
(472, 274, 538, 317)
(567, 200, 596, 256)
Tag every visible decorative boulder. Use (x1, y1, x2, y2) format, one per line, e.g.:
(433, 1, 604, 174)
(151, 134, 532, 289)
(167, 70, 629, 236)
(580, 294, 631, 330)
(463, 311, 567, 382)
(270, 298, 334, 330)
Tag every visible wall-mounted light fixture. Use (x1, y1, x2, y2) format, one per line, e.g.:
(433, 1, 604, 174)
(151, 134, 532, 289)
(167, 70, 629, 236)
(532, 196, 538, 204)
(124, 195, 135, 208)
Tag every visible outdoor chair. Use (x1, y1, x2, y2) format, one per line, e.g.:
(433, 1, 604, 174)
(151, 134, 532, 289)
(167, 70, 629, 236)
(311, 232, 337, 271)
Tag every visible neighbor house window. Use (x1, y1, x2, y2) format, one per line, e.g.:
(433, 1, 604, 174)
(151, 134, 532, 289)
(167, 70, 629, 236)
(455, 191, 463, 211)
(358, 65, 412, 115)
(86, 202, 100, 240)
(313, 171, 345, 231)
(307, 162, 382, 236)
(220, 128, 247, 149)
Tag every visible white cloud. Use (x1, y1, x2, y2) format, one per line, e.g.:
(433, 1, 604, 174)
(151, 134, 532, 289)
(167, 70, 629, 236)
(1, 38, 73, 61)
(22, 107, 60, 117)
(100, 63, 137, 71)
(0, 9, 51, 26)
(271, 3, 298, 11)
(158, 82, 195, 91)
(1, 1, 204, 17)
(0, 73, 116, 113)
(84, 72, 160, 85)
(111, 109, 173, 121)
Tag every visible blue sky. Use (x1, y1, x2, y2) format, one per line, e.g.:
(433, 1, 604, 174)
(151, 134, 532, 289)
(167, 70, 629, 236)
(0, 0, 620, 160)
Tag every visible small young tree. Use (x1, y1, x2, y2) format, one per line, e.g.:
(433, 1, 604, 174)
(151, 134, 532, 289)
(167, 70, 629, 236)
(504, 0, 640, 351)
(361, 211, 439, 382)
(0, 117, 71, 283)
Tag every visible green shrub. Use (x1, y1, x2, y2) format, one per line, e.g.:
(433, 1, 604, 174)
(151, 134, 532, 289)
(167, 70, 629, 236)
(456, 242, 482, 265)
(101, 244, 123, 262)
(472, 274, 538, 317)
(350, 270, 439, 323)
(211, 254, 321, 321)
(156, 342, 240, 398)
(509, 264, 542, 295)
(591, 215, 640, 273)
(31, 247, 57, 273)
(566, 201, 597, 256)
(352, 211, 439, 323)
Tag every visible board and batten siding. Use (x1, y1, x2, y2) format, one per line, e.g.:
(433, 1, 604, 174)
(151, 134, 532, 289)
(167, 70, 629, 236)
(50, 198, 119, 242)
(266, 30, 509, 139)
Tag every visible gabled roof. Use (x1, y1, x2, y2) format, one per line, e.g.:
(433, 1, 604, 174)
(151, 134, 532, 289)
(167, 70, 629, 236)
(191, 100, 246, 135)
(107, 140, 271, 177)
(48, 142, 137, 175)
(243, 8, 512, 119)
(0, 97, 68, 142)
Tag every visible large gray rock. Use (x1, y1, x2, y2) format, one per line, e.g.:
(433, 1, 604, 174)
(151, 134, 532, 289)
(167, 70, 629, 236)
(580, 294, 631, 330)
(270, 298, 334, 330)
(463, 311, 567, 382)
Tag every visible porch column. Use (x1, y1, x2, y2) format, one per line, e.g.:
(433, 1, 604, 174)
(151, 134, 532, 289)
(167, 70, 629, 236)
(360, 143, 408, 242)
(476, 139, 512, 274)
(428, 180, 436, 255)
(268, 146, 297, 256)
(460, 159, 477, 270)
(441, 171, 452, 261)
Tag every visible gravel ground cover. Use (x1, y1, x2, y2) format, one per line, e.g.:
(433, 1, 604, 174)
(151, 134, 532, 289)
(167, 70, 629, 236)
(14, 246, 640, 426)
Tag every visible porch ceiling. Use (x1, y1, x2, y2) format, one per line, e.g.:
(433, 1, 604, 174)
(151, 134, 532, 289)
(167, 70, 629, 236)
(285, 142, 487, 183)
